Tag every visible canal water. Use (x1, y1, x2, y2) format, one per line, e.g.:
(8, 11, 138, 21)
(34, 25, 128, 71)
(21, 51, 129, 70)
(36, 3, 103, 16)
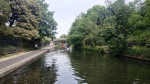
(1, 49, 150, 84)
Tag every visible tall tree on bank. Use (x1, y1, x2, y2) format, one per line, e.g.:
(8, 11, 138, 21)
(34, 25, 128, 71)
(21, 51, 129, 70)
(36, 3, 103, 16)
(68, 6, 109, 49)
(0, 0, 10, 28)
(8, 0, 40, 40)
(7, 0, 57, 41)
(38, 0, 57, 41)
(68, 0, 146, 56)
(103, 0, 131, 55)
(0, 0, 57, 49)
(0, 0, 11, 35)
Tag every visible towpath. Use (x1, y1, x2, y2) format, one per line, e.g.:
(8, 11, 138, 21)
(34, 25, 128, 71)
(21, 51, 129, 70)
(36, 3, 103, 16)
(0, 43, 55, 78)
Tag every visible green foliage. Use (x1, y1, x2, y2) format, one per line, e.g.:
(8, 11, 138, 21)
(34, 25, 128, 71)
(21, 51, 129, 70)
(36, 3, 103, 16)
(68, 5, 108, 50)
(127, 29, 150, 48)
(0, 0, 10, 27)
(0, 0, 57, 51)
(140, 0, 150, 28)
(7, 0, 40, 40)
(38, 0, 57, 39)
(145, 39, 150, 48)
(67, 34, 84, 49)
(2, 0, 57, 41)
(60, 34, 67, 38)
(55, 43, 63, 50)
(13, 27, 39, 40)
(128, 12, 142, 30)
(84, 46, 104, 53)
(127, 46, 150, 59)
(0, 27, 14, 36)
(0, 46, 18, 55)
(68, 0, 150, 58)
(101, 0, 145, 56)
(108, 38, 126, 56)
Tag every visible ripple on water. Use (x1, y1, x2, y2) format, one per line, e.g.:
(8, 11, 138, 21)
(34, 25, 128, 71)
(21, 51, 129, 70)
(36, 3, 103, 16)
(1, 49, 150, 84)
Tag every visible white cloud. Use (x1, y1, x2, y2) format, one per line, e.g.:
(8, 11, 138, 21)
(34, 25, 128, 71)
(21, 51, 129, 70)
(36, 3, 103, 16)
(44, 0, 112, 38)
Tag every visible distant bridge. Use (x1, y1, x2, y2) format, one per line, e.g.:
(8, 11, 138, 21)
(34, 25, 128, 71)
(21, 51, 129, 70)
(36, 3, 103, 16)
(54, 38, 67, 42)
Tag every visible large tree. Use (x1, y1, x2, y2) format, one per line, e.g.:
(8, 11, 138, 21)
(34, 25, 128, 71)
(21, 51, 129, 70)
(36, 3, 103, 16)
(38, 0, 57, 40)
(8, 0, 40, 40)
(0, 0, 10, 27)
(0, 0, 57, 49)
(68, 6, 109, 49)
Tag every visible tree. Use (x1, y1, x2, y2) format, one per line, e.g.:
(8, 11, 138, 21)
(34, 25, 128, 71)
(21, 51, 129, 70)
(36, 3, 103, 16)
(7, 0, 57, 42)
(102, 0, 135, 55)
(68, 6, 109, 49)
(7, 0, 40, 40)
(0, 0, 10, 27)
(38, 0, 57, 40)
(140, 0, 150, 28)
(60, 34, 67, 38)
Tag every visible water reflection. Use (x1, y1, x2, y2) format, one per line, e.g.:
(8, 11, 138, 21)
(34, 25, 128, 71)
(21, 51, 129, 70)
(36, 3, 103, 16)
(1, 49, 150, 84)
(44, 50, 82, 84)
(69, 50, 150, 84)
(1, 52, 57, 84)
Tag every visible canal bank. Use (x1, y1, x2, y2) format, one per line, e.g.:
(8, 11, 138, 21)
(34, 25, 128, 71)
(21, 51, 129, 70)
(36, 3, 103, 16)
(0, 45, 56, 79)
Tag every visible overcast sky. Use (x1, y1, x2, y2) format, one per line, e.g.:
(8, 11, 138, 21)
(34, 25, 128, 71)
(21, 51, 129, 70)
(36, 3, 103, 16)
(45, 0, 131, 38)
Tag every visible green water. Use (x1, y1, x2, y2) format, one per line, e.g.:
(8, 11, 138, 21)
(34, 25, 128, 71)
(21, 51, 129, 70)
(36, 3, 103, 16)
(1, 49, 150, 84)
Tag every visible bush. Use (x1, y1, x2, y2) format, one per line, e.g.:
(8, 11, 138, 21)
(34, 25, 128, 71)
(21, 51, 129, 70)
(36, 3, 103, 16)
(0, 46, 19, 55)
(127, 29, 150, 46)
(84, 46, 104, 53)
(126, 46, 150, 59)
(145, 39, 150, 48)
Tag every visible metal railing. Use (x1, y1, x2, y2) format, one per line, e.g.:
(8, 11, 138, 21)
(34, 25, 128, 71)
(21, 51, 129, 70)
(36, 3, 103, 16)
(0, 38, 23, 55)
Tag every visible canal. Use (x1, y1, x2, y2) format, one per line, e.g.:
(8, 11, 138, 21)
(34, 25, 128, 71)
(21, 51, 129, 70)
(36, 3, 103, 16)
(1, 49, 150, 84)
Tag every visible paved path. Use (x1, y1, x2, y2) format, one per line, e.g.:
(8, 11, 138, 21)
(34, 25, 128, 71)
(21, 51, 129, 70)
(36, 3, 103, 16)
(0, 49, 47, 69)
(0, 44, 56, 78)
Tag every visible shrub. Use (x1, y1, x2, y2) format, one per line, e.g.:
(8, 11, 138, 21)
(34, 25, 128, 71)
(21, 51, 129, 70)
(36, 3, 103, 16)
(0, 46, 18, 55)
(84, 46, 104, 53)
(127, 29, 150, 46)
(126, 46, 150, 59)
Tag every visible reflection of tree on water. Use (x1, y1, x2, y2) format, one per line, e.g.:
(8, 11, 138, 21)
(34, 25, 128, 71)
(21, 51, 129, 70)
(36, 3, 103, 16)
(69, 50, 150, 84)
(40, 57, 58, 84)
(2, 50, 150, 84)
(1, 56, 57, 84)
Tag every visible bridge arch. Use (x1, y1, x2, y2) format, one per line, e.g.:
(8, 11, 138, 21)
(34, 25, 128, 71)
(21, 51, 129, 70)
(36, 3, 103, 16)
(54, 38, 67, 48)
(54, 38, 67, 43)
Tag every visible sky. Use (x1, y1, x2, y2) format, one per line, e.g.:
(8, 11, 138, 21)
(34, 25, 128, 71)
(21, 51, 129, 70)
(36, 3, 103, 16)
(45, 0, 131, 38)
(45, 0, 105, 38)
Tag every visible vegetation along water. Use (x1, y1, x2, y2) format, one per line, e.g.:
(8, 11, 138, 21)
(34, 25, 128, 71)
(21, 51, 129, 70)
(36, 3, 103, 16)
(67, 0, 150, 60)
(1, 0, 150, 59)
(1, 0, 150, 84)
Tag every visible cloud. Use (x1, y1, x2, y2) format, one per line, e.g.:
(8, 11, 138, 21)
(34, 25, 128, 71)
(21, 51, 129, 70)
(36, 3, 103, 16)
(45, 0, 105, 38)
